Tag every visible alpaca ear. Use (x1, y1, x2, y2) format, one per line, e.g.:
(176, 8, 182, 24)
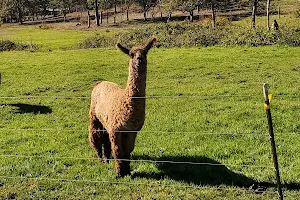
(117, 43, 130, 55)
(144, 37, 157, 53)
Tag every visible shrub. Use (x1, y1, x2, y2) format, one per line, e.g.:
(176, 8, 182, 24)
(293, 9, 300, 18)
(38, 24, 51, 29)
(0, 40, 39, 52)
(77, 35, 116, 49)
(0, 40, 15, 51)
(77, 22, 300, 49)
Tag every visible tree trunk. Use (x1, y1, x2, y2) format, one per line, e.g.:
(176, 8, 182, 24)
(53, 7, 57, 17)
(95, 0, 100, 26)
(211, 2, 216, 28)
(17, 6, 23, 24)
(106, 10, 109, 24)
(114, 0, 117, 24)
(190, 10, 194, 22)
(63, 13, 66, 22)
(88, 11, 91, 28)
(127, 8, 129, 21)
(167, 13, 171, 22)
(252, 0, 258, 28)
(143, 2, 147, 21)
(267, 0, 270, 30)
(144, 10, 147, 21)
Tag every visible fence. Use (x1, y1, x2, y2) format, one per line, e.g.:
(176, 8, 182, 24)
(1, 90, 300, 198)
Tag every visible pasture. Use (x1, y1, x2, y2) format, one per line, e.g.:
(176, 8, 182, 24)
(1, 25, 300, 199)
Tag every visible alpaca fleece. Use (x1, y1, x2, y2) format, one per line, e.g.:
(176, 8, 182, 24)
(89, 38, 156, 176)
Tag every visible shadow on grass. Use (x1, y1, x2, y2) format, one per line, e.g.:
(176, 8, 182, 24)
(132, 155, 255, 188)
(1, 103, 52, 114)
(132, 155, 300, 191)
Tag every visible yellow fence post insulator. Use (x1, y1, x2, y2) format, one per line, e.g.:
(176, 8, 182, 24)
(264, 94, 273, 110)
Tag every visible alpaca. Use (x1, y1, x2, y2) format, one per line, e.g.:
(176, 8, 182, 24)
(89, 38, 156, 177)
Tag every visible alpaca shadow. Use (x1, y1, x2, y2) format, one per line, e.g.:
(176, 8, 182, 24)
(132, 155, 255, 188)
(132, 155, 300, 191)
(1, 103, 52, 114)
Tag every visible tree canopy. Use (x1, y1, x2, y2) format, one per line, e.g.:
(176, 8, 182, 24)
(0, 0, 269, 24)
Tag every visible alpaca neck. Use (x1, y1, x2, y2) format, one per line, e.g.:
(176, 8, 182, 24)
(125, 62, 146, 98)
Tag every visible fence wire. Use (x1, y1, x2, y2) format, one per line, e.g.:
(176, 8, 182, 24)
(0, 95, 258, 99)
(1, 128, 299, 137)
(0, 154, 274, 169)
(0, 94, 299, 100)
(0, 175, 278, 195)
(0, 128, 270, 136)
(0, 93, 298, 195)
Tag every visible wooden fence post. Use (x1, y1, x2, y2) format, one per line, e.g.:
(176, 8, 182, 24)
(263, 83, 283, 200)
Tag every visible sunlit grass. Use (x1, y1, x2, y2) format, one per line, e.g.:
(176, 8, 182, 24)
(0, 45, 300, 199)
(0, 25, 118, 51)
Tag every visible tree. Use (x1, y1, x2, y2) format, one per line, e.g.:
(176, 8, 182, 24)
(138, 0, 157, 21)
(158, 0, 178, 21)
(267, 0, 270, 30)
(0, 0, 89, 23)
(53, 0, 74, 21)
(252, 0, 258, 28)
(239, 0, 266, 28)
(177, 0, 197, 22)
(202, 0, 241, 28)
(26, 0, 40, 21)
(95, 0, 100, 25)
(122, 0, 135, 21)
(39, 0, 51, 19)
(0, 0, 28, 24)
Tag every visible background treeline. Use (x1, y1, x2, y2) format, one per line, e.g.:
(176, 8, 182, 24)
(0, 0, 280, 25)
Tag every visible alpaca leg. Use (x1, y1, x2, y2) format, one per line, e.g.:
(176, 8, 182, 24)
(109, 131, 124, 177)
(89, 114, 104, 160)
(103, 131, 111, 163)
(122, 132, 137, 176)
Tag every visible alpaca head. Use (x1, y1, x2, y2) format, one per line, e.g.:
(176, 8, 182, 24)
(117, 38, 156, 74)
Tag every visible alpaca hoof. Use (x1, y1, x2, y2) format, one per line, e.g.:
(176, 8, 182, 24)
(115, 166, 131, 178)
(120, 166, 131, 177)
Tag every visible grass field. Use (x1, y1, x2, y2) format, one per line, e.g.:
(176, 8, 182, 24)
(1, 18, 300, 199)
(0, 25, 119, 51)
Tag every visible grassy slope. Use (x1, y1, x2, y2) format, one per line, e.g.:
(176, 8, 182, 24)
(0, 25, 118, 51)
(1, 20, 300, 199)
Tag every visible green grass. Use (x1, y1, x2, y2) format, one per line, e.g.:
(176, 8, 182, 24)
(1, 45, 300, 199)
(1, 20, 300, 199)
(0, 25, 117, 51)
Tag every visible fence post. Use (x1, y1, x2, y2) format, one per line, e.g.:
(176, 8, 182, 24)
(263, 83, 283, 200)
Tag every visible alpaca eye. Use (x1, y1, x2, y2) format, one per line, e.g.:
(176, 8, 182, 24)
(130, 53, 134, 58)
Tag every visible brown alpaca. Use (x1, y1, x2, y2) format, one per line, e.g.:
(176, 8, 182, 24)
(89, 38, 156, 177)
